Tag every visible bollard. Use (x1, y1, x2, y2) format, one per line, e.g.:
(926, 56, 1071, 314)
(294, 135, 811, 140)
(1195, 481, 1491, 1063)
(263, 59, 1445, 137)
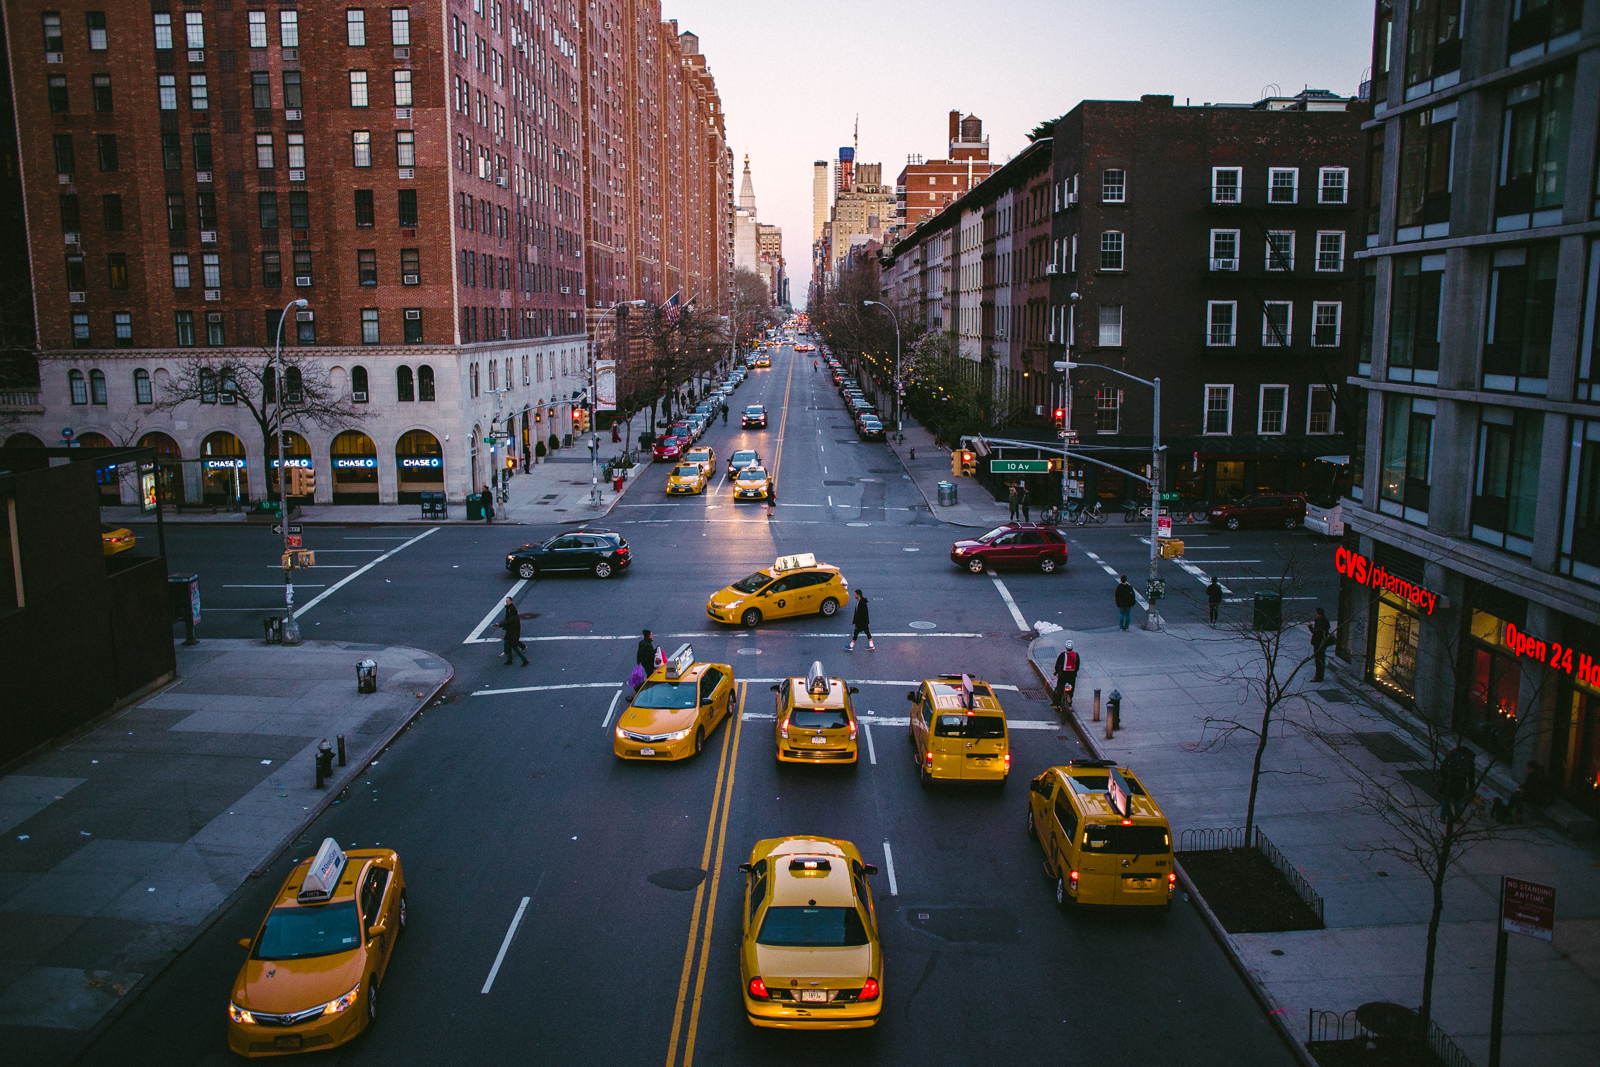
(1108, 689, 1123, 733)
(1093, 688, 1102, 722)
(336, 735, 347, 767)
(315, 738, 334, 788)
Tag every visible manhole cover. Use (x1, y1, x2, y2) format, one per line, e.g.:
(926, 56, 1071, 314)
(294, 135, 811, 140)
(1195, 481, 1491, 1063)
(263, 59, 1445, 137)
(736, 647, 762, 655)
(909, 621, 937, 630)
(847, 522, 870, 527)
(648, 868, 707, 892)
(562, 620, 593, 630)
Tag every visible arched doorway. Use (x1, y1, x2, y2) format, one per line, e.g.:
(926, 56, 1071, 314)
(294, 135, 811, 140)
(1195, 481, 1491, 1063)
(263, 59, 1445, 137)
(74, 431, 122, 504)
(470, 426, 480, 492)
(395, 429, 443, 504)
(138, 431, 184, 505)
(200, 431, 249, 505)
(330, 430, 378, 505)
(267, 430, 314, 504)
(4, 432, 44, 448)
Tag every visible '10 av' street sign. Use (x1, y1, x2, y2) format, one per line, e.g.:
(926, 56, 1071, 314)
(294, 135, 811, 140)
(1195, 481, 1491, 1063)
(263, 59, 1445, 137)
(990, 460, 1051, 474)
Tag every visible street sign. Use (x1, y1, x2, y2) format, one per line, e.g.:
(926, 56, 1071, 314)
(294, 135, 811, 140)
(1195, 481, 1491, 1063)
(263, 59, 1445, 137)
(1501, 877, 1555, 941)
(271, 524, 303, 534)
(1159, 491, 1181, 503)
(286, 535, 303, 548)
(1157, 516, 1172, 539)
(991, 460, 1050, 473)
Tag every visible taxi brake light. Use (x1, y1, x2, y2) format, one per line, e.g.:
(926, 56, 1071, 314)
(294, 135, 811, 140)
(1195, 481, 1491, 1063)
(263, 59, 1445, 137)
(748, 976, 769, 1000)
(1004, 753, 1011, 768)
(779, 719, 788, 739)
(1121, 818, 1133, 825)
(1168, 872, 1177, 888)
(1069, 870, 1079, 889)
(925, 750, 933, 764)
(860, 977, 880, 1001)
(849, 719, 857, 741)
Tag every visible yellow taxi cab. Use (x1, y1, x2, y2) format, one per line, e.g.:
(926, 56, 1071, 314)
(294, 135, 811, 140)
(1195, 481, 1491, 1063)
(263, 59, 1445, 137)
(666, 462, 710, 494)
(738, 836, 882, 1029)
(904, 674, 1010, 787)
(733, 466, 771, 502)
(613, 644, 736, 760)
(682, 446, 717, 473)
(228, 838, 405, 1057)
(1027, 759, 1175, 911)
(772, 662, 860, 764)
(101, 523, 135, 555)
(755, 353, 772, 368)
(707, 553, 849, 629)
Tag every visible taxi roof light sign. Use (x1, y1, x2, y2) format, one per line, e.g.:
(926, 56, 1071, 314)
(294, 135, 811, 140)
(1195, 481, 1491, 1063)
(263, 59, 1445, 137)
(1107, 767, 1133, 818)
(773, 552, 816, 572)
(805, 660, 830, 698)
(665, 643, 694, 680)
(297, 837, 347, 904)
(789, 856, 832, 873)
(960, 673, 975, 711)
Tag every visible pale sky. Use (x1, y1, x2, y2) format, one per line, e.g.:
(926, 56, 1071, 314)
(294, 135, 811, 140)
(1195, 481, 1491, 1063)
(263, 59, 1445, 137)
(663, 0, 1377, 307)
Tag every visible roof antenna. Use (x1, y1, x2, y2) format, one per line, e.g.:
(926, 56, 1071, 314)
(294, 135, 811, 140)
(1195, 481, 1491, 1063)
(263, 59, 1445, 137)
(853, 113, 858, 156)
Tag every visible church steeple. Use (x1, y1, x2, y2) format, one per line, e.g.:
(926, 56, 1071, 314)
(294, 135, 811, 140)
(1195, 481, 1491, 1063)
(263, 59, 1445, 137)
(738, 154, 756, 213)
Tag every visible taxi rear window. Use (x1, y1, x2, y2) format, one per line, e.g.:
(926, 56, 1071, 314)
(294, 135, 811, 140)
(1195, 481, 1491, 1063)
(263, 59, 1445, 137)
(730, 571, 771, 594)
(790, 708, 848, 730)
(255, 901, 360, 960)
(632, 681, 699, 710)
(934, 714, 1005, 738)
(1083, 825, 1170, 855)
(756, 905, 869, 947)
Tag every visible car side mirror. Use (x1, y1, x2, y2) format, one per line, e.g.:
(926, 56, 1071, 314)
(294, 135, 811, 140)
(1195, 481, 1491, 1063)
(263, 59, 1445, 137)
(770, 684, 780, 692)
(848, 687, 859, 694)
(239, 937, 252, 949)
(737, 863, 753, 874)
(367, 922, 387, 938)
(862, 863, 879, 876)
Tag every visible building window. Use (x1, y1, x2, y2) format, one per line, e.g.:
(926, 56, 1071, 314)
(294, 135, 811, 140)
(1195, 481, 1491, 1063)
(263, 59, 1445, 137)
(1211, 167, 1241, 204)
(262, 251, 282, 288)
(171, 254, 191, 288)
(397, 365, 414, 400)
(189, 74, 208, 110)
(193, 131, 213, 170)
(1319, 166, 1348, 204)
(1258, 385, 1287, 434)
(352, 131, 372, 167)
(1472, 408, 1543, 555)
(248, 10, 267, 48)
(1389, 253, 1445, 383)
(255, 133, 274, 169)
(47, 75, 69, 113)
(1266, 230, 1294, 271)
(398, 188, 417, 226)
(391, 8, 411, 46)
(287, 133, 305, 171)
(53, 134, 74, 174)
(1397, 104, 1455, 240)
(1484, 244, 1558, 393)
(280, 10, 299, 47)
(296, 310, 315, 344)
(1263, 302, 1292, 346)
(1099, 231, 1123, 271)
(175, 311, 196, 347)
(289, 191, 309, 230)
(358, 249, 377, 285)
(157, 74, 177, 110)
(107, 253, 128, 290)
(199, 253, 220, 290)
(1268, 167, 1298, 204)
(359, 309, 379, 345)
(1508, 0, 1582, 63)
(91, 74, 112, 112)
(134, 368, 152, 403)
(354, 189, 374, 227)
(284, 70, 303, 109)
(152, 12, 173, 49)
(1101, 168, 1125, 203)
(184, 10, 204, 48)
(349, 70, 369, 108)
(400, 247, 420, 284)
(71, 314, 91, 349)
(196, 190, 217, 231)
(1312, 301, 1341, 347)
(293, 251, 313, 286)
(394, 69, 412, 107)
(161, 133, 181, 170)
(1307, 386, 1335, 434)
(103, 194, 123, 231)
(396, 130, 416, 168)
(1210, 229, 1239, 269)
(68, 369, 87, 405)
(1095, 387, 1120, 433)
(59, 193, 79, 232)
(346, 8, 367, 46)
(417, 360, 433, 393)
(1380, 394, 1434, 520)
(1498, 69, 1574, 230)
(1204, 385, 1234, 435)
(115, 313, 132, 347)
(206, 311, 225, 346)
(1316, 231, 1345, 272)
(63, 254, 86, 291)
(251, 71, 272, 109)
(1207, 301, 1237, 346)
(1097, 305, 1123, 347)
(1561, 419, 1600, 583)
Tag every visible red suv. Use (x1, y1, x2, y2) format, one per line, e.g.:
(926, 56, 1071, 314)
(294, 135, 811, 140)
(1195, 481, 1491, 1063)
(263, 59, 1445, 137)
(949, 523, 1069, 574)
(1207, 494, 1307, 530)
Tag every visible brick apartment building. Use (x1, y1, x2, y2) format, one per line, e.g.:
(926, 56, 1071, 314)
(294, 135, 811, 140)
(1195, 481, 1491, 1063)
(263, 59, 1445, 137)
(1, 0, 729, 504)
(893, 110, 999, 235)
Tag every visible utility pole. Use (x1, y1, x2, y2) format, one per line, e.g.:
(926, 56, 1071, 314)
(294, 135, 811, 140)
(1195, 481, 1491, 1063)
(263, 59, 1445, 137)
(274, 297, 308, 645)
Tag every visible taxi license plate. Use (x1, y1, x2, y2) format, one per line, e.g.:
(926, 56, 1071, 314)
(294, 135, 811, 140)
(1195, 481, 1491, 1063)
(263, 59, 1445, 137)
(640, 747, 656, 756)
(274, 1036, 303, 1049)
(798, 990, 828, 1003)
(1127, 878, 1156, 889)
(812, 736, 827, 745)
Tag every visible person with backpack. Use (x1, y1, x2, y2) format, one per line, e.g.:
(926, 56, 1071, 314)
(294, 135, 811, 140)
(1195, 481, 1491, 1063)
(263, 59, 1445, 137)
(1114, 576, 1137, 630)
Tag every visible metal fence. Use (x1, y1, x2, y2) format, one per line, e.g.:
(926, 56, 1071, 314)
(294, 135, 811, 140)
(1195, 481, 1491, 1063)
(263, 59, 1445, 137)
(1178, 825, 1325, 926)
(1306, 1008, 1479, 1067)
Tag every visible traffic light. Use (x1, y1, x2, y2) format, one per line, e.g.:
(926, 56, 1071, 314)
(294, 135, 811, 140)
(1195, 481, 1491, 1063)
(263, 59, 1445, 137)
(287, 465, 315, 497)
(1054, 407, 1066, 432)
(951, 450, 963, 477)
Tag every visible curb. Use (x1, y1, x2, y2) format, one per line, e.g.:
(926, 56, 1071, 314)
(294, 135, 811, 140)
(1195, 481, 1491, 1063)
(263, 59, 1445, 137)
(1025, 644, 1318, 1067)
(883, 440, 992, 530)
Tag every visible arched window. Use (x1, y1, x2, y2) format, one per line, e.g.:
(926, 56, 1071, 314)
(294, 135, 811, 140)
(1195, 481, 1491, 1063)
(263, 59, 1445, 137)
(397, 365, 415, 402)
(261, 366, 276, 403)
(418, 364, 435, 401)
(89, 369, 107, 405)
(68, 369, 87, 405)
(134, 368, 152, 404)
(351, 365, 369, 402)
(199, 368, 218, 403)
(284, 367, 303, 403)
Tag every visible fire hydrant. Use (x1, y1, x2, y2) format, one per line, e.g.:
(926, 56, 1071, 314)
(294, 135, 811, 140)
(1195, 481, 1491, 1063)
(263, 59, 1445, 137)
(613, 471, 624, 492)
(315, 738, 334, 788)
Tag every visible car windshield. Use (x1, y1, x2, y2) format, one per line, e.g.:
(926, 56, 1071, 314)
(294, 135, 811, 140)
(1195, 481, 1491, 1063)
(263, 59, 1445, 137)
(674, 466, 699, 477)
(1083, 825, 1171, 856)
(254, 901, 361, 960)
(738, 469, 766, 482)
(745, 407, 764, 415)
(934, 714, 1006, 738)
(732, 452, 758, 465)
(977, 527, 1011, 542)
(730, 571, 773, 594)
(757, 905, 869, 947)
(789, 708, 849, 730)
(632, 681, 700, 710)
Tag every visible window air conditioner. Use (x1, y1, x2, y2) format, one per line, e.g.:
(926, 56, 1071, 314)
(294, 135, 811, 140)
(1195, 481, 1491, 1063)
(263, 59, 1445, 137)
(394, 48, 410, 59)
(58, 173, 71, 183)
(395, 107, 411, 120)
(204, 289, 221, 300)
(196, 170, 212, 183)
(288, 169, 304, 182)
(1211, 258, 1238, 271)
(398, 168, 414, 179)
(1066, 192, 1078, 205)
(560, 286, 570, 294)
(497, 174, 508, 187)
(353, 392, 368, 402)
(46, 52, 63, 63)
(404, 309, 421, 320)
(296, 310, 314, 321)
(200, 230, 217, 243)
(403, 274, 419, 285)
(295, 276, 312, 287)
(282, 49, 298, 61)
(69, 291, 85, 303)
(284, 109, 301, 121)
(188, 50, 204, 62)
(64, 232, 79, 244)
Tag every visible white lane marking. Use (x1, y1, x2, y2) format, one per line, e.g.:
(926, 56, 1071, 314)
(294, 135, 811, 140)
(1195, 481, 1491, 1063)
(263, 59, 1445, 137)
(601, 689, 623, 729)
(223, 584, 326, 588)
(988, 574, 1031, 632)
(464, 578, 528, 644)
(295, 548, 386, 553)
(1173, 558, 1233, 596)
(828, 496, 832, 507)
(265, 564, 356, 569)
(481, 896, 531, 994)
(617, 503, 679, 508)
(474, 682, 625, 696)
(882, 842, 898, 896)
(289, 527, 439, 618)
(1079, 549, 1150, 610)
(863, 723, 877, 765)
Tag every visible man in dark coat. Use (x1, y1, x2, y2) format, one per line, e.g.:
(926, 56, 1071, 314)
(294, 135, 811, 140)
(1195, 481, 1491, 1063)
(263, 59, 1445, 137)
(636, 629, 657, 673)
(482, 485, 495, 523)
(1207, 578, 1223, 623)
(1115, 576, 1137, 630)
(845, 590, 874, 651)
(498, 598, 527, 665)
(1019, 484, 1031, 523)
(1309, 607, 1331, 681)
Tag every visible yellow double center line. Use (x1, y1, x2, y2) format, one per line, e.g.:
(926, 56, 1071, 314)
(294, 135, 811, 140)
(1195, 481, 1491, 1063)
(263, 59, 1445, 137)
(769, 350, 795, 486)
(664, 681, 746, 1067)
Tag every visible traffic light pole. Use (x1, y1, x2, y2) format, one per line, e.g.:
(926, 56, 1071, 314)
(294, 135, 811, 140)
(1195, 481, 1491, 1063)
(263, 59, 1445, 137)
(275, 297, 308, 646)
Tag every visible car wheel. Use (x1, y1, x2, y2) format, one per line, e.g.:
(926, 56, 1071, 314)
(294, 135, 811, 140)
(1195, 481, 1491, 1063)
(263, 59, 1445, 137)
(694, 727, 704, 756)
(365, 979, 378, 1025)
(1284, 515, 1302, 530)
(517, 563, 536, 580)
(396, 890, 407, 935)
(967, 558, 986, 574)
(1225, 516, 1242, 531)
(1039, 556, 1057, 574)
(818, 597, 839, 617)
(1026, 808, 1037, 840)
(593, 560, 613, 579)
(741, 608, 762, 628)
(1055, 875, 1071, 912)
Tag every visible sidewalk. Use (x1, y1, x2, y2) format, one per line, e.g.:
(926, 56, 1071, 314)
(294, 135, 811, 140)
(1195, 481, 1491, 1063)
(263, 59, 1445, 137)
(883, 414, 1014, 529)
(1026, 624, 1600, 1067)
(101, 446, 647, 527)
(0, 640, 451, 1067)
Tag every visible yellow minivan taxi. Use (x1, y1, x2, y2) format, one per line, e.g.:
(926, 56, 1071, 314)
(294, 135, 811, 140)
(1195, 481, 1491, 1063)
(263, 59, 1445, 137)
(228, 839, 405, 1057)
(614, 644, 735, 760)
(738, 836, 882, 1029)
(772, 662, 860, 764)
(905, 675, 1010, 786)
(1027, 759, 1175, 911)
(707, 553, 849, 629)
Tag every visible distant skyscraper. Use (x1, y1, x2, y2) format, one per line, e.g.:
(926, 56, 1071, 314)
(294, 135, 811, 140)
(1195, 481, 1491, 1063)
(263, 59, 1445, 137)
(812, 161, 830, 243)
(837, 146, 855, 193)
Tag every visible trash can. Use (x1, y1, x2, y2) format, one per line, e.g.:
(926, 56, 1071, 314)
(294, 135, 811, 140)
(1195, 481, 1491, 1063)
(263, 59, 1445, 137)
(1253, 591, 1282, 632)
(937, 480, 957, 506)
(263, 616, 284, 644)
(420, 491, 446, 519)
(356, 658, 378, 694)
(466, 492, 485, 521)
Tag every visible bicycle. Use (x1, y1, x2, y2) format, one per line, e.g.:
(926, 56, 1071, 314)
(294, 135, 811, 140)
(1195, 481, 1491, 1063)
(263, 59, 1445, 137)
(1038, 504, 1062, 526)
(1073, 501, 1107, 526)
(1183, 500, 1211, 524)
(1123, 501, 1156, 523)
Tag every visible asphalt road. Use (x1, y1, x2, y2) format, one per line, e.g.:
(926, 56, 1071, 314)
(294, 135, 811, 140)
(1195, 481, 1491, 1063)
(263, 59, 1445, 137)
(80, 345, 1312, 1066)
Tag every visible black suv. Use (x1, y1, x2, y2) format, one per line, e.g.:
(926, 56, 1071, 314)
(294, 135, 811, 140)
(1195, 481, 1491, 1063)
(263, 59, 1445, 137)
(507, 529, 631, 579)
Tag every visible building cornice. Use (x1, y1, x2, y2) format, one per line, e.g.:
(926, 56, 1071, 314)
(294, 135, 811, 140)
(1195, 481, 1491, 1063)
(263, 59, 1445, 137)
(1354, 219, 1600, 260)
(1345, 376, 1599, 418)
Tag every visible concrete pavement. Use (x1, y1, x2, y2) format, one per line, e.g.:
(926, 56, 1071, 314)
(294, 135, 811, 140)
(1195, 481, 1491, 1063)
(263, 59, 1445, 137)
(0, 640, 451, 1067)
(1028, 624, 1600, 1067)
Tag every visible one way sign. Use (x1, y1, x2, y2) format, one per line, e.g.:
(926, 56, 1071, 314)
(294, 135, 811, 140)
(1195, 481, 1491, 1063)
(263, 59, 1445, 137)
(271, 524, 303, 534)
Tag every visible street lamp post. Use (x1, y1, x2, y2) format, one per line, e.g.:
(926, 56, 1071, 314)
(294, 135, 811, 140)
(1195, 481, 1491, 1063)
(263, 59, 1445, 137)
(1058, 360, 1165, 631)
(274, 297, 309, 645)
(861, 300, 902, 432)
